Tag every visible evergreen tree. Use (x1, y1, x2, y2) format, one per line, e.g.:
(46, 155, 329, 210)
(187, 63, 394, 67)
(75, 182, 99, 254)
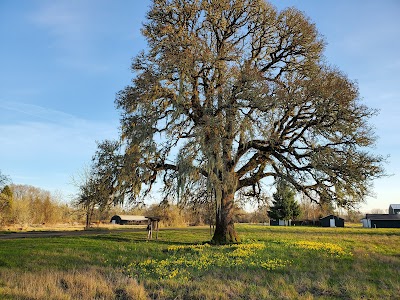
(268, 180, 300, 221)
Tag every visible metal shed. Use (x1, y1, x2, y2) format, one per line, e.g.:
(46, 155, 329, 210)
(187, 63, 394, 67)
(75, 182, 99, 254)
(389, 204, 400, 215)
(362, 214, 400, 228)
(320, 215, 344, 227)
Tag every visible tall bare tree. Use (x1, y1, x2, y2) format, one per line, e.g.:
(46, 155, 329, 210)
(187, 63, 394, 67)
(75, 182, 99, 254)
(0, 185, 13, 226)
(0, 170, 10, 189)
(75, 140, 125, 229)
(114, 0, 384, 243)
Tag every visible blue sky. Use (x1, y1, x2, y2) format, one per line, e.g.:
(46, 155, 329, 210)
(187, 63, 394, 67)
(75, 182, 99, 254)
(0, 0, 399, 212)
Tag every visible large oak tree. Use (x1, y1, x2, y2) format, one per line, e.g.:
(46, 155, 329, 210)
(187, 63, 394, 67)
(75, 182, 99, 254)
(114, 0, 384, 244)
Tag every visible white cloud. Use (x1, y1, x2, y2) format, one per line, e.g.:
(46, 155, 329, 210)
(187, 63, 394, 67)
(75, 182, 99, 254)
(0, 101, 119, 197)
(28, 1, 111, 73)
(0, 101, 118, 157)
(0, 101, 76, 124)
(30, 1, 90, 49)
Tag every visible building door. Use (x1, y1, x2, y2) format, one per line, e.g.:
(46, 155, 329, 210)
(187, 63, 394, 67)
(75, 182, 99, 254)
(330, 218, 336, 227)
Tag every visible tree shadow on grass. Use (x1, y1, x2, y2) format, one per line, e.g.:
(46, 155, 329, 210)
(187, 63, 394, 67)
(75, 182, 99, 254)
(83, 234, 201, 246)
(84, 235, 132, 243)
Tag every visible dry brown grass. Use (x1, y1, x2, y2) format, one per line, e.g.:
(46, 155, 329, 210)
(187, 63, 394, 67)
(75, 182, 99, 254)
(0, 267, 149, 300)
(1, 223, 149, 233)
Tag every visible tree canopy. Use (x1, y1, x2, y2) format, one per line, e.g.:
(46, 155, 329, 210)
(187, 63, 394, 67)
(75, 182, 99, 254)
(96, 0, 384, 243)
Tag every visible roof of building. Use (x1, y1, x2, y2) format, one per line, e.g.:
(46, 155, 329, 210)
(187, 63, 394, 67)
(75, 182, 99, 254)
(389, 204, 400, 210)
(112, 215, 148, 221)
(320, 215, 344, 220)
(365, 214, 400, 220)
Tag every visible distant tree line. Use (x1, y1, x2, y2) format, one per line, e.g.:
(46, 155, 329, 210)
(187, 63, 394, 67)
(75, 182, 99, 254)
(0, 170, 363, 229)
(0, 184, 76, 227)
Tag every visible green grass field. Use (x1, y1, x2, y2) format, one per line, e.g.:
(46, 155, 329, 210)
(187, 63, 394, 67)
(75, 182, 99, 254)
(0, 225, 399, 299)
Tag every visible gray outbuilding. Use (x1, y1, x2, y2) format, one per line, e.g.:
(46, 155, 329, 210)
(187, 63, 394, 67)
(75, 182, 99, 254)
(389, 204, 400, 215)
(361, 214, 400, 228)
(319, 215, 344, 227)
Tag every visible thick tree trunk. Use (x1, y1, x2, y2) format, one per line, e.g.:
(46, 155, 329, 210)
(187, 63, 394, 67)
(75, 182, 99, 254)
(211, 192, 240, 244)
